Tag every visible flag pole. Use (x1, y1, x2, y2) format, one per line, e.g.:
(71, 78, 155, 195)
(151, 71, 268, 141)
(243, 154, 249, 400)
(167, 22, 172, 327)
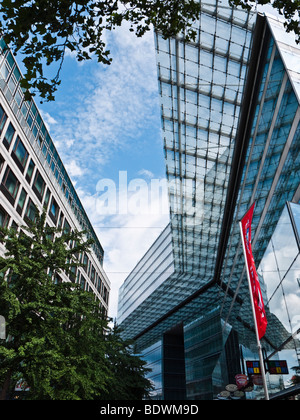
(239, 221, 269, 401)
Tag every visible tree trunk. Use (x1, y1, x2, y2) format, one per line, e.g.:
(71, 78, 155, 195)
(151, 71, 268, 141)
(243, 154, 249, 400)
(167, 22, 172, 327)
(0, 369, 12, 400)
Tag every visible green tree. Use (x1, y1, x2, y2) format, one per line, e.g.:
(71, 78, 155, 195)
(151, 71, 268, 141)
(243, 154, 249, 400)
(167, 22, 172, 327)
(229, 0, 300, 41)
(103, 324, 153, 400)
(1, 1, 299, 102)
(0, 211, 152, 400)
(0, 0, 202, 101)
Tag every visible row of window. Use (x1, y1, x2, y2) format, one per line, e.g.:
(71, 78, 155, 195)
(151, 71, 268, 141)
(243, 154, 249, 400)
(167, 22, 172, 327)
(0, 40, 104, 263)
(0, 255, 108, 316)
(0, 178, 109, 305)
(0, 149, 60, 226)
(0, 105, 92, 230)
(76, 260, 109, 304)
(0, 118, 108, 305)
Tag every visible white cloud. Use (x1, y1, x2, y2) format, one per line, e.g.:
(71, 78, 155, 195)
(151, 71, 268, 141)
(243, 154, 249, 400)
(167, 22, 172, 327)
(82, 30, 158, 144)
(65, 139, 75, 148)
(45, 24, 160, 179)
(65, 159, 85, 178)
(40, 111, 58, 133)
(77, 177, 170, 319)
(39, 24, 166, 319)
(138, 169, 155, 178)
(101, 211, 170, 320)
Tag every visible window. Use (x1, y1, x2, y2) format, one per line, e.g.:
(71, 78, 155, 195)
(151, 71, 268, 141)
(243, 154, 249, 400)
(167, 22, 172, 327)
(63, 218, 71, 234)
(0, 105, 7, 134)
(8, 73, 17, 95)
(69, 266, 77, 283)
(42, 143, 47, 156)
(6, 52, 14, 68)
(54, 274, 62, 285)
(90, 265, 96, 284)
(3, 122, 15, 149)
(17, 188, 27, 215)
(103, 286, 109, 304)
(32, 170, 46, 201)
(97, 277, 102, 294)
(0, 154, 4, 173)
(32, 124, 38, 138)
(12, 136, 29, 172)
(43, 188, 51, 209)
(26, 113, 33, 128)
(25, 198, 37, 222)
(49, 197, 59, 223)
(21, 102, 28, 118)
(80, 274, 86, 291)
(14, 88, 23, 107)
(26, 159, 35, 183)
(0, 59, 10, 81)
(1, 166, 20, 204)
(30, 101, 37, 117)
(0, 205, 9, 228)
(58, 211, 64, 229)
(82, 253, 89, 272)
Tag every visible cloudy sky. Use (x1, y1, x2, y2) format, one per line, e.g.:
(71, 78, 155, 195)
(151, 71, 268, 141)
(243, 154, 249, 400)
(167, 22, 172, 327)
(37, 24, 170, 319)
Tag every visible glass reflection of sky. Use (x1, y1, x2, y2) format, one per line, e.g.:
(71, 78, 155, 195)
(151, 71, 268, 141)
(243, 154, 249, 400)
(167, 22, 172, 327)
(290, 203, 300, 247)
(258, 203, 300, 380)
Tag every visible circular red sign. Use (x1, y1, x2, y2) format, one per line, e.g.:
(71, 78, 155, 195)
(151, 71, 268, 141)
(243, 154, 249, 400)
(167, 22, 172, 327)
(235, 374, 248, 389)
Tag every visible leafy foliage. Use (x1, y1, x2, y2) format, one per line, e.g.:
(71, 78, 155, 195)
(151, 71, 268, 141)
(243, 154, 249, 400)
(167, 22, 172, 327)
(0, 0, 201, 101)
(0, 211, 152, 400)
(103, 324, 152, 400)
(1, 1, 300, 101)
(229, 0, 300, 43)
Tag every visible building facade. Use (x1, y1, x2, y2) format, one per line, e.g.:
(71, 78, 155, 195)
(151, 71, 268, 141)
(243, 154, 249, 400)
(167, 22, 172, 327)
(0, 38, 110, 314)
(118, 1, 300, 400)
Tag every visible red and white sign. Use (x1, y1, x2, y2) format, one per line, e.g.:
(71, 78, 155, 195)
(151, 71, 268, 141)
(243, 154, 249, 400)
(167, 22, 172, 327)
(240, 203, 267, 340)
(235, 374, 248, 390)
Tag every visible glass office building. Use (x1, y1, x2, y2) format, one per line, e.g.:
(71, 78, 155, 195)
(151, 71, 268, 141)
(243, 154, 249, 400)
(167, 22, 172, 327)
(118, 1, 300, 400)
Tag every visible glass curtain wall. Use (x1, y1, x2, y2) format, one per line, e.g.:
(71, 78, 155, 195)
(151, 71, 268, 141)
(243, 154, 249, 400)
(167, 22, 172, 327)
(258, 202, 300, 391)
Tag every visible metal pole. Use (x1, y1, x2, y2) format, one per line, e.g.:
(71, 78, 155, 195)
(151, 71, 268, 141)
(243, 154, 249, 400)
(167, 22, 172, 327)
(239, 221, 269, 400)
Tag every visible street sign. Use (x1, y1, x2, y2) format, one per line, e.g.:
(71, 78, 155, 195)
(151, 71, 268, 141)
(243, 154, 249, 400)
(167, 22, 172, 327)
(246, 359, 289, 375)
(267, 360, 289, 375)
(246, 360, 262, 375)
(235, 374, 248, 389)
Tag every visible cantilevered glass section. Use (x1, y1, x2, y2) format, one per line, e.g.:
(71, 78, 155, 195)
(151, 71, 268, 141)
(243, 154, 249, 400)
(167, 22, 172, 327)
(155, 2, 256, 300)
(118, 0, 256, 342)
(157, 0, 255, 282)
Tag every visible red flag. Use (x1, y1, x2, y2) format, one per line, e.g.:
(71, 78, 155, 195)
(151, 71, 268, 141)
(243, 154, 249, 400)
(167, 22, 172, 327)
(240, 203, 267, 340)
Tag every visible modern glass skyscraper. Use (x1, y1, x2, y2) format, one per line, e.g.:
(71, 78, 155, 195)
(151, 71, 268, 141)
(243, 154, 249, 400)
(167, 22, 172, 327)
(118, 1, 300, 401)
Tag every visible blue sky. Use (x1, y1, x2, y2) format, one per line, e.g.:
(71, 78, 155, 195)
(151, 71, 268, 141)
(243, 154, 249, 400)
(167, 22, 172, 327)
(34, 24, 170, 319)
